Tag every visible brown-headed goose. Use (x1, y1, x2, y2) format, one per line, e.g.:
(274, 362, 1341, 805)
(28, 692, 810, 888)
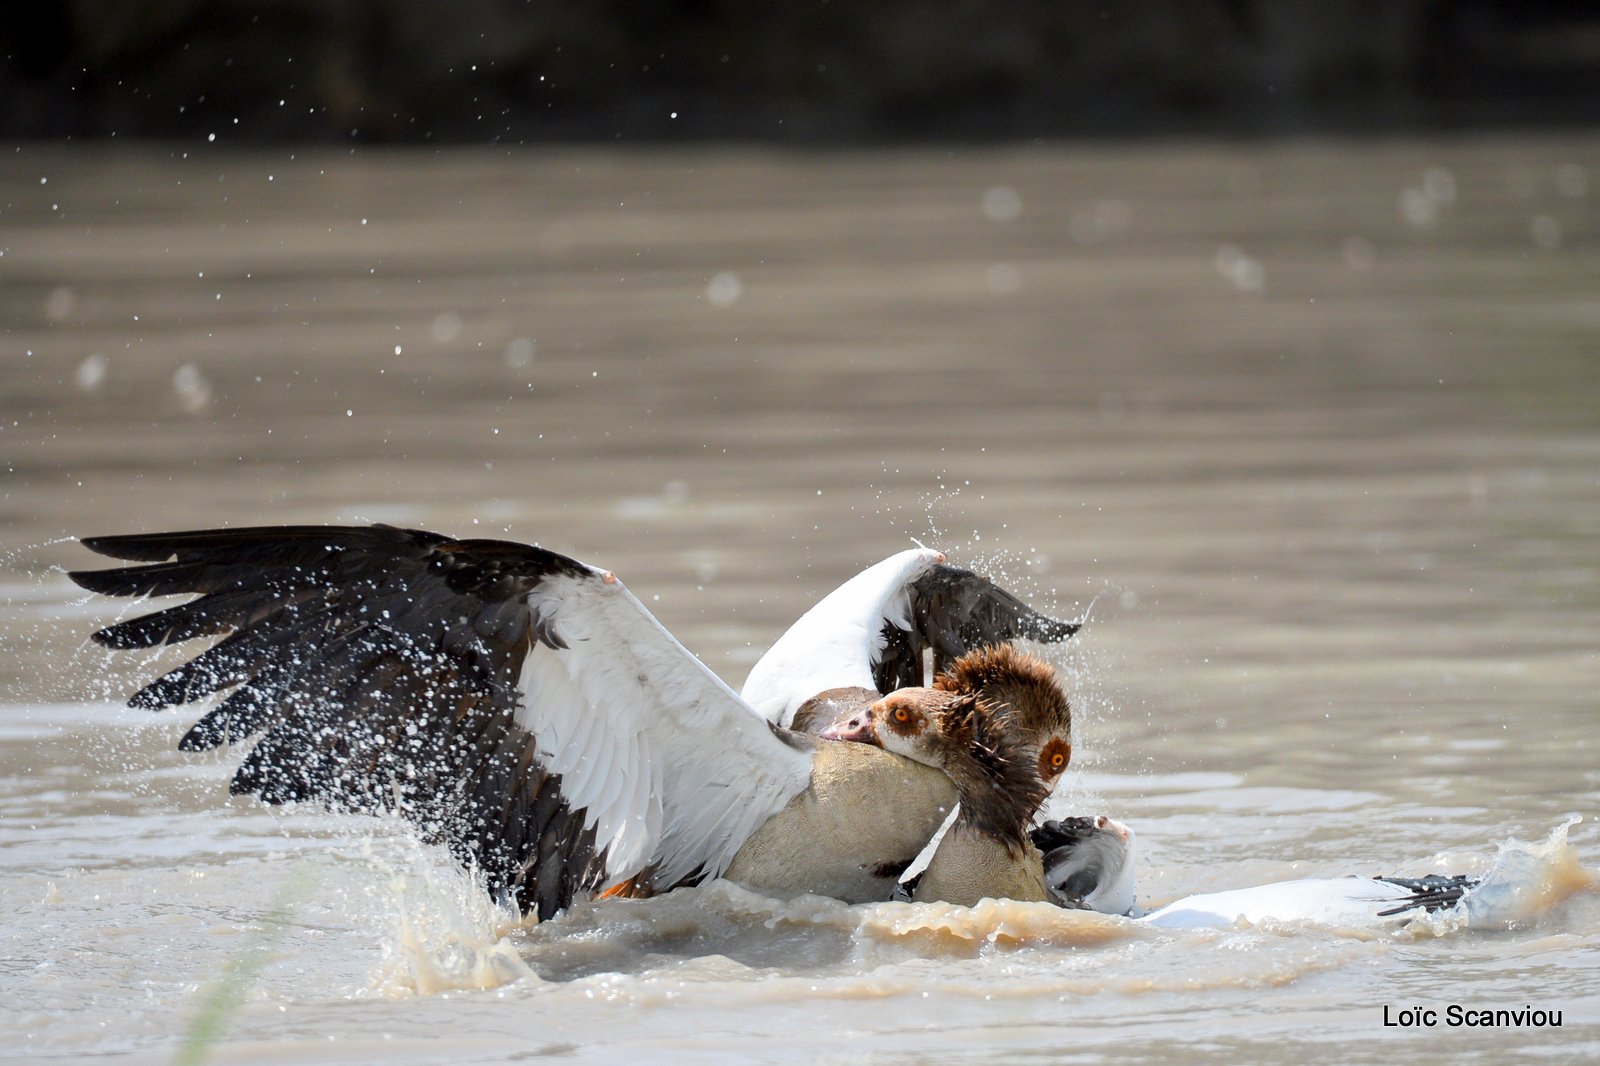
(823, 645, 1074, 906)
(69, 527, 1067, 919)
(827, 685, 1138, 912)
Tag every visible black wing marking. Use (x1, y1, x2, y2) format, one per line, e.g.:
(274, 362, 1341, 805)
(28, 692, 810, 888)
(1031, 817, 1107, 909)
(872, 564, 1082, 692)
(70, 524, 603, 919)
(1373, 874, 1482, 917)
(1029, 816, 1101, 853)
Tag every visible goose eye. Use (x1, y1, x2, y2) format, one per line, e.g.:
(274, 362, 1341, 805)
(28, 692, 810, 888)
(892, 707, 910, 723)
(1038, 738, 1072, 780)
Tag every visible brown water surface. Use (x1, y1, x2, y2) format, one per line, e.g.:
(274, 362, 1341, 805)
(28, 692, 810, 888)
(2, 135, 1598, 1063)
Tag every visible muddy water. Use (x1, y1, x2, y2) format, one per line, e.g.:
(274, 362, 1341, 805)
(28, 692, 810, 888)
(2, 135, 1598, 1063)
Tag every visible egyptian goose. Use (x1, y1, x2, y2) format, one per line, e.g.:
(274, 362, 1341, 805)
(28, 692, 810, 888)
(1034, 816, 1483, 926)
(821, 645, 1075, 906)
(69, 527, 1064, 918)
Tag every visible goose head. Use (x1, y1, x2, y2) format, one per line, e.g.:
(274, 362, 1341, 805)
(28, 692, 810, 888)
(817, 686, 961, 761)
(822, 645, 1073, 852)
(1032, 815, 1137, 915)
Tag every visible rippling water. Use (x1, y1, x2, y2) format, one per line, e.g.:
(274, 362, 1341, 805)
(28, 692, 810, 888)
(2, 134, 1598, 1063)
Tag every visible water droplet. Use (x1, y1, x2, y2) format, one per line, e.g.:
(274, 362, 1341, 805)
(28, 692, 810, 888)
(1399, 187, 1437, 228)
(44, 286, 75, 321)
(1214, 244, 1264, 293)
(504, 337, 536, 369)
(1530, 215, 1562, 250)
(705, 271, 742, 308)
(984, 262, 1022, 295)
(980, 185, 1022, 223)
(430, 312, 463, 344)
(75, 353, 107, 391)
(172, 363, 213, 414)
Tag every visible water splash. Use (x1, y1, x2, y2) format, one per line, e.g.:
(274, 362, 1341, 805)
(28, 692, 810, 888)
(354, 835, 537, 995)
(1407, 816, 1596, 936)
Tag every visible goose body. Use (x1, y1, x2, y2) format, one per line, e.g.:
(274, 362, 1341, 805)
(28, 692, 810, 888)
(915, 824, 1050, 905)
(723, 740, 955, 901)
(72, 526, 1087, 917)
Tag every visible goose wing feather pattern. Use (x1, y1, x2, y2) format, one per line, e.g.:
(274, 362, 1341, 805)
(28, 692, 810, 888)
(71, 525, 812, 919)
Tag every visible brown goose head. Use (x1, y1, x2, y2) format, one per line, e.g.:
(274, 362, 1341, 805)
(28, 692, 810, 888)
(817, 686, 959, 756)
(822, 645, 1073, 852)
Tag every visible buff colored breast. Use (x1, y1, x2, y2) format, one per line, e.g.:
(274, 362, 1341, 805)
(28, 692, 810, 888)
(914, 825, 1049, 907)
(723, 741, 957, 903)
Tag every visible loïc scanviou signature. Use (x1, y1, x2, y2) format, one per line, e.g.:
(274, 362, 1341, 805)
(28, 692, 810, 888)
(1383, 1005, 1563, 1029)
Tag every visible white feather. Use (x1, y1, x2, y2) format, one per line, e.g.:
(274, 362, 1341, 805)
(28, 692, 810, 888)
(514, 569, 813, 887)
(1139, 878, 1430, 929)
(741, 548, 945, 726)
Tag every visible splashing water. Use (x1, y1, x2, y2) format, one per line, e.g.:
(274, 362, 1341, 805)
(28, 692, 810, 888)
(1409, 816, 1597, 936)
(355, 833, 538, 995)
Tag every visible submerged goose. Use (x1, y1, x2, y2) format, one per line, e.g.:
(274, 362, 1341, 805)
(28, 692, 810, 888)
(1034, 816, 1481, 927)
(822, 646, 1074, 906)
(1031, 816, 1139, 915)
(71, 526, 1073, 918)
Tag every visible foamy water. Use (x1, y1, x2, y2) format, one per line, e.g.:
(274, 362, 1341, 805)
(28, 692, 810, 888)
(4, 134, 1599, 1061)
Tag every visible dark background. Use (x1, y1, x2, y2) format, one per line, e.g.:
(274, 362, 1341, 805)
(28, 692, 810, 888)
(5, 0, 1600, 142)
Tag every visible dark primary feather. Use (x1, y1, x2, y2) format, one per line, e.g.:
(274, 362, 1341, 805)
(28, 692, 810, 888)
(1374, 874, 1482, 916)
(70, 524, 603, 919)
(872, 564, 1081, 692)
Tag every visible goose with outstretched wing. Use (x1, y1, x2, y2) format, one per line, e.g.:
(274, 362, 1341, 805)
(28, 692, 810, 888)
(741, 548, 1081, 732)
(70, 526, 960, 919)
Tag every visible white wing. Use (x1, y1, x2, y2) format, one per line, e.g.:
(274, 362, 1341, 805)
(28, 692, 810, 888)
(519, 567, 814, 889)
(740, 548, 945, 726)
(1139, 878, 1421, 929)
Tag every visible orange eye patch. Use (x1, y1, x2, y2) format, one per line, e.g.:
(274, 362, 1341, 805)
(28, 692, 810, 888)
(884, 703, 921, 734)
(1038, 737, 1071, 780)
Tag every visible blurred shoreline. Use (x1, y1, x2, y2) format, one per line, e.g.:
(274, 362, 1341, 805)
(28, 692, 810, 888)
(5, 3, 1600, 143)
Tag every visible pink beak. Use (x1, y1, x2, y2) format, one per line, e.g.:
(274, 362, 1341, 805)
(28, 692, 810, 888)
(819, 708, 880, 746)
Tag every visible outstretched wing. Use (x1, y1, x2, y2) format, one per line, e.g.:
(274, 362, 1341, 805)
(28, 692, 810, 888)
(739, 549, 942, 726)
(741, 549, 1082, 728)
(71, 525, 811, 918)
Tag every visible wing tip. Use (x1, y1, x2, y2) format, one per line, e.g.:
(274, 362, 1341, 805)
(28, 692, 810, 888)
(78, 534, 181, 563)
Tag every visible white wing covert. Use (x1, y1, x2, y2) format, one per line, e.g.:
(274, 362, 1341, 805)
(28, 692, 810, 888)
(741, 548, 944, 726)
(520, 569, 814, 889)
(742, 548, 1082, 729)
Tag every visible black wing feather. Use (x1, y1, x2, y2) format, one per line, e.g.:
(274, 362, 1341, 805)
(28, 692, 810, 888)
(872, 563, 1083, 692)
(1374, 874, 1482, 916)
(71, 524, 604, 919)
